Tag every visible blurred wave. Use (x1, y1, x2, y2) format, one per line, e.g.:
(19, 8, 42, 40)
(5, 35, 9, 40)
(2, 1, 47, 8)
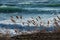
(0, 6, 60, 13)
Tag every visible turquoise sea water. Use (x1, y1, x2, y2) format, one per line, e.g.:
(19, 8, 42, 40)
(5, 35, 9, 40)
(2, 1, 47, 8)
(0, 0, 60, 32)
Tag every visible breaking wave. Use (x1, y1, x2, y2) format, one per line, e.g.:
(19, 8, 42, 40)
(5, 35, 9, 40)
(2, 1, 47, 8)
(0, 6, 60, 13)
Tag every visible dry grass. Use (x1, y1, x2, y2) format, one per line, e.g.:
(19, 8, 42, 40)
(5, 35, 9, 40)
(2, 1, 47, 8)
(0, 31, 60, 40)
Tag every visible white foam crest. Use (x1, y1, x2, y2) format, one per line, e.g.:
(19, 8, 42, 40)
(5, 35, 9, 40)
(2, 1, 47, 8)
(24, 7, 60, 11)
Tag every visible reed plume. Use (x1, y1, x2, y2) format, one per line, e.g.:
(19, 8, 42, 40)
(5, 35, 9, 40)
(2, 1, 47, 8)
(20, 16, 22, 19)
(27, 20, 30, 23)
(54, 18, 57, 21)
(10, 16, 20, 35)
(16, 16, 19, 19)
(57, 16, 60, 20)
(38, 16, 41, 19)
(47, 20, 50, 27)
(36, 18, 38, 21)
(11, 18, 16, 23)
